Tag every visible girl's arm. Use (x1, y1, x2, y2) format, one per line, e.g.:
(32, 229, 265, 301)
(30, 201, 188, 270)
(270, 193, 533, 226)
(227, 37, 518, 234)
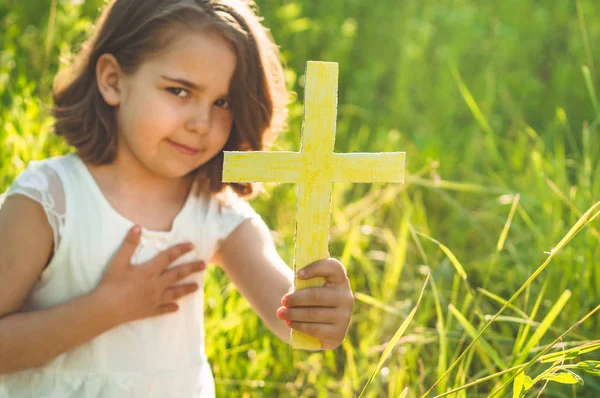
(0, 289, 123, 374)
(213, 216, 354, 350)
(0, 195, 120, 374)
(212, 217, 294, 343)
(0, 196, 204, 374)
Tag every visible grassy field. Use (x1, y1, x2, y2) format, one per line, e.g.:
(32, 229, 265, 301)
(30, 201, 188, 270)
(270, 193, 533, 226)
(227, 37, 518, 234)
(1, 0, 600, 396)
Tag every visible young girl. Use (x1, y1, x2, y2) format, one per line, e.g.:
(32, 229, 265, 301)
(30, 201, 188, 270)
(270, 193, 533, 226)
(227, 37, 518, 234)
(0, 0, 354, 396)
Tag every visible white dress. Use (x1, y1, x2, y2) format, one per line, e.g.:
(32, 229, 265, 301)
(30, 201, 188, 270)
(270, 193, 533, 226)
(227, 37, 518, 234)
(0, 153, 258, 398)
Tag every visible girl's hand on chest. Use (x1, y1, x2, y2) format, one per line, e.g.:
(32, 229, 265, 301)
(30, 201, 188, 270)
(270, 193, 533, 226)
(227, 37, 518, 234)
(94, 225, 206, 324)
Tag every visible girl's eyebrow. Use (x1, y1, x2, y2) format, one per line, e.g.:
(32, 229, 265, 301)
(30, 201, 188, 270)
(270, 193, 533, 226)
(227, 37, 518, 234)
(161, 75, 229, 98)
(161, 75, 204, 91)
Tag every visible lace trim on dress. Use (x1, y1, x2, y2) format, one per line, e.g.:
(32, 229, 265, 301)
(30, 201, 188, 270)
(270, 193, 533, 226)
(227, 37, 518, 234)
(2, 161, 66, 253)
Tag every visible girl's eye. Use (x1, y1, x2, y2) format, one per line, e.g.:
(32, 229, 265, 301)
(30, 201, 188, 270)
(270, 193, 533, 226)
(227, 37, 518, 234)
(214, 99, 232, 110)
(167, 87, 190, 98)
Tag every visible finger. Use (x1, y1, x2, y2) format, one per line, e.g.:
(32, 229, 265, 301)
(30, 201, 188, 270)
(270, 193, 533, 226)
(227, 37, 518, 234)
(148, 242, 195, 272)
(160, 261, 205, 286)
(297, 258, 349, 286)
(276, 306, 338, 324)
(287, 321, 336, 339)
(155, 303, 179, 316)
(112, 226, 141, 269)
(162, 283, 199, 303)
(282, 287, 342, 308)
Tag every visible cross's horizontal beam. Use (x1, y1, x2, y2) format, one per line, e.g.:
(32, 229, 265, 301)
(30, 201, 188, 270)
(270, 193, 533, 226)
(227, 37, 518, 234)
(223, 151, 405, 184)
(222, 152, 303, 183)
(332, 152, 406, 183)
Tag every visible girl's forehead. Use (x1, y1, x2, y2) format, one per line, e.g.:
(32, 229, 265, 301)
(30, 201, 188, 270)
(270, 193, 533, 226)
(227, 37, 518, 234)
(143, 30, 236, 86)
(157, 29, 235, 63)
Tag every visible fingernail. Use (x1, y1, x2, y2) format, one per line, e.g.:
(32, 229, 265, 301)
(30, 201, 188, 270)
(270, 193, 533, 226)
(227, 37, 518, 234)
(282, 295, 289, 307)
(276, 308, 285, 319)
(285, 320, 292, 327)
(132, 225, 141, 235)
(298, 269, 306, 278)
(187, 243, 195, 250)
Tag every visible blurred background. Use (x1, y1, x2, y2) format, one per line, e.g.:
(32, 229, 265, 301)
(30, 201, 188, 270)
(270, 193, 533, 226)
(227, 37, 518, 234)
(1, 0, 599, 396)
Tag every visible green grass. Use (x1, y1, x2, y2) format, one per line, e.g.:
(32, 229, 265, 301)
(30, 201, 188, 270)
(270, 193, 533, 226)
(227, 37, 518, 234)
(1, 0, 600, 396)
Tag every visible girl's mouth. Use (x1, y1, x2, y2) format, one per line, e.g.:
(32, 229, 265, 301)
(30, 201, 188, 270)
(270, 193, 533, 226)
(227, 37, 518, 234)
(167, 139, 200, 156)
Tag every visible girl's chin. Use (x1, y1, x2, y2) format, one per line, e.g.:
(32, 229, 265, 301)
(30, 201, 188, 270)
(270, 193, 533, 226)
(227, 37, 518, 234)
(157, 159, 206, 179)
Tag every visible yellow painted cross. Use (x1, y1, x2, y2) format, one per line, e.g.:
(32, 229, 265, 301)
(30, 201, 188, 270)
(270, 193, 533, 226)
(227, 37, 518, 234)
(222, 62, 406, 350)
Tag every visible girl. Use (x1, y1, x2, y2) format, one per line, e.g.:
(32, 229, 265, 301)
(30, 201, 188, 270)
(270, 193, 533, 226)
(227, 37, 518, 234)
(0, 0, 354, 396)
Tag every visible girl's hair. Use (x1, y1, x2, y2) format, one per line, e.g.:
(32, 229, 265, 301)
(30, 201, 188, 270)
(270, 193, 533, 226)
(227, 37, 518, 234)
(53, 0, 289, 198)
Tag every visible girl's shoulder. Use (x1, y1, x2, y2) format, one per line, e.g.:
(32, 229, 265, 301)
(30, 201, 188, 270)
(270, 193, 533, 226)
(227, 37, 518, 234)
(1, 154, 77, 207)
(5, 153, 77, 190)
(0, 154, 75, 251)
(193, 186, 260, 243)
(209, 186, 256, 217)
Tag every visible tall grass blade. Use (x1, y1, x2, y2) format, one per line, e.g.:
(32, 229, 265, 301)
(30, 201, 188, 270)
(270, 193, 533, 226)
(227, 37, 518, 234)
(422, 201, 600, 397)
(416, 232, 467, 280)
(358, 274, 430, 398)
(582, 67, 600, 117)
(497, 194, 520, 252)
(449, 64, 501, 162)
(512, 279, 548, 357)
(489, 305, 600, 397)
(436, 306, 600, 397)
(448, 304, 508, 370)
(430, 276, 448, 393)
(577, 0, 595, 74)
(477, 287, 529, 320)
(515, 290, 572, 363)
(540, 340, 600, 364)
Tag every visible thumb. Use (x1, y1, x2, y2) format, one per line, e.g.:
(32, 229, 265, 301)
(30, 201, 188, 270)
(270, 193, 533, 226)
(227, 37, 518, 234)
(112, 225, 141, 268)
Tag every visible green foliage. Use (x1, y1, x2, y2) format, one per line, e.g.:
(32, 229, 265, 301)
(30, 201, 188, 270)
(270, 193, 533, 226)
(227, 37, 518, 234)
(1, 0, 600, 396)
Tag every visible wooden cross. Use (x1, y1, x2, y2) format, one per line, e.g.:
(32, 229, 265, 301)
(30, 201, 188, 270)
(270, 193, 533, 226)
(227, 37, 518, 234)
(222, 62, 406, 350)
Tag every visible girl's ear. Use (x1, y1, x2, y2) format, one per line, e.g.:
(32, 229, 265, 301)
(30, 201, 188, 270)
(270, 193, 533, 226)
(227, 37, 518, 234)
(96, 53, 123, 106)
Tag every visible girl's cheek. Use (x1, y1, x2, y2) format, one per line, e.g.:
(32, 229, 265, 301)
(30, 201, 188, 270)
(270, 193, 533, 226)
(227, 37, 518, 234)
(214, 113, 233, 138)
(215, 109, 233, 126)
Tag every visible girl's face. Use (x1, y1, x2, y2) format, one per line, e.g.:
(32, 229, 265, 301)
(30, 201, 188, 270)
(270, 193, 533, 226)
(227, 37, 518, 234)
(102, 29, 237, 180)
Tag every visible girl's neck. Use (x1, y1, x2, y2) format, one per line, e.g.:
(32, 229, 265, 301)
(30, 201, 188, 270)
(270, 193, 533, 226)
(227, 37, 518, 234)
(85, 151, 194, 205)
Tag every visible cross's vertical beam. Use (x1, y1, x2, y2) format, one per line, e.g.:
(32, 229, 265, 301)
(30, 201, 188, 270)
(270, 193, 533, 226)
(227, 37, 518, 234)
(290, 62, 339, 349)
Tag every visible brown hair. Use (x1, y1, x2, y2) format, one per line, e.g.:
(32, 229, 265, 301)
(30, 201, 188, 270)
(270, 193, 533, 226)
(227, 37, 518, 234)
(53, 0, 289, 198)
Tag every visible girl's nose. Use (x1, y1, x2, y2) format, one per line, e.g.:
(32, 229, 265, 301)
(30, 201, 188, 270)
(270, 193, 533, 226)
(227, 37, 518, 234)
(185, 108, 210, 135)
